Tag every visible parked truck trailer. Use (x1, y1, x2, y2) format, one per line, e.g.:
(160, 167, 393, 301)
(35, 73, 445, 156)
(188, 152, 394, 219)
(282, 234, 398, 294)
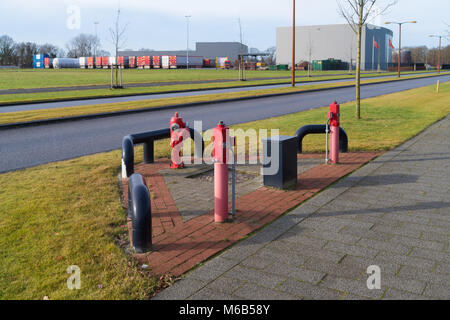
(87, 57, 95, 68)
(53, 58, 80, 69)
(152, 56, 161, 69)
(44, 57, 53, 69)
(175, 56, 204, 68)
(79, 57, 87, 69)
(129, 56, 136, 68)
(95, 57, 102, 68)
(161, 56, 170, 69)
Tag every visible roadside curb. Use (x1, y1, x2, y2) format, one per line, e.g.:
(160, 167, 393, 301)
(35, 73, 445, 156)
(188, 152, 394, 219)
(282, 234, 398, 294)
(0, 74, 447, 131)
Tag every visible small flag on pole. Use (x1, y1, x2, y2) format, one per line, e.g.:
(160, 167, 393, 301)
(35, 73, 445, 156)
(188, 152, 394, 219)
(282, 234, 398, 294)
(373, 37, 379, 49)
(388, 38, 395, 49)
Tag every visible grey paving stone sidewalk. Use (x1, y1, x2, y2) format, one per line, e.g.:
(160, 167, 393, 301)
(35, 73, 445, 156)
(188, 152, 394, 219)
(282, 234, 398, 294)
(153, 115, 450, 300)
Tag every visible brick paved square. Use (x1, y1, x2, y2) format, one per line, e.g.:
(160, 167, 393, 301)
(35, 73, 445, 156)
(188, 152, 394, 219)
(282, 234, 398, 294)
(151, 116, 450, 300)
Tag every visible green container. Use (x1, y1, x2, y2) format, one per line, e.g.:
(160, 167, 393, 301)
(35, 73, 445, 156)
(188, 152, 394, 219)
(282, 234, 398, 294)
(278, 64, 289, 71)
(269, 65, 278, 71)
(313, 59, 345, 71)
(312, 60, 323, 71)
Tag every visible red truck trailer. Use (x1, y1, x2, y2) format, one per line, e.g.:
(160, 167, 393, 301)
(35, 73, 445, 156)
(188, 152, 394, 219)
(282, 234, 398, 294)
(95, 57, 102, 68)
(102, 56, 109, 69)
(169, 56, 177, 69)
(137, 56, 143, 69)
(87, 57, 94, 69)
(44, 57, 53, 69)
(137, 56, 151, 69)
(143, 56, 151, 69)
(117, 56, 130, 69)
(129, 56, 136, 68)
(152, 56, 161, 69)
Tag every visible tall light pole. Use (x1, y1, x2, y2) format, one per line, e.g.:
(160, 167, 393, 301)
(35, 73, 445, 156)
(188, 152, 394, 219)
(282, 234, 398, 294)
(292, 0, 296, 87)
(385, 21, 417, 77)
(429, 35, 450, 74)
(185, 15, 191, 70)
(94, 21, 99, 59)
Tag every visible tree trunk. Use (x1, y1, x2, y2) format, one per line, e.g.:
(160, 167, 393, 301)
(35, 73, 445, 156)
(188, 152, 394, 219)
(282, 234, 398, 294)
(355, 8, 363, 120)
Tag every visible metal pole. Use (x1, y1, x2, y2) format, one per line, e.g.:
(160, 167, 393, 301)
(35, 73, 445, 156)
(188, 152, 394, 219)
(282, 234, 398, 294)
(398, 23, 402, 78)
(120, 66, 123, 87)
(438, 36, 441, 74)
(325, 121, 329, 164)
(185, 15, 191, 70)
(94, 22, 99, 67)
(378, 40, 381, 72)
(230, 146, 236, 219)
(372, 36, 375, 71)
(111, 64, 113, 89)
(292, 0, 296, 87)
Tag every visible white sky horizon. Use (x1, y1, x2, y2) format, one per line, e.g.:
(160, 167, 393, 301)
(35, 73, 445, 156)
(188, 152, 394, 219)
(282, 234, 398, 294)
(0, 0, 448, 55)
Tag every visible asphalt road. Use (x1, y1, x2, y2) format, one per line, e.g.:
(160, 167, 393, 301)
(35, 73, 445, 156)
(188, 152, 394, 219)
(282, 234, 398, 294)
(1, 74, 449, 173)
(0, 72, 443, 113)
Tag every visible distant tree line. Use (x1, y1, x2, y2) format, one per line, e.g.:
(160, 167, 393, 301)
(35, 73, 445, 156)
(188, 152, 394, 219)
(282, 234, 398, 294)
(0, 34, 109, 68)
(0, 35, 64, 68)
(402, 45, 450, 66)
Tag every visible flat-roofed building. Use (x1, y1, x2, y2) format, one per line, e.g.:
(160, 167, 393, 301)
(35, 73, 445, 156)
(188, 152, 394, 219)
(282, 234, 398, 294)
(276, 24, 394, 70)
(119, 42, 248, 62)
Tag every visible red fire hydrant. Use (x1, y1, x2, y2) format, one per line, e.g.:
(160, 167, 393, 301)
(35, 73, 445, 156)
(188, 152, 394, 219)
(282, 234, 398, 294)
(170, 112, 187, 169)
(213, 121, 231, 223)
(328, 101, 340, 164)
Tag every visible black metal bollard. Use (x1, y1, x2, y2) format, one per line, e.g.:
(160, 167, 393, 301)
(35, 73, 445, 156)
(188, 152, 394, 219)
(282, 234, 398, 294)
(143, 139, 154, 164)
(122, 135, 134, 178)
(295, 125, 348, 154)
(189, 127, 205, 159)
(128, 173, 152, 253)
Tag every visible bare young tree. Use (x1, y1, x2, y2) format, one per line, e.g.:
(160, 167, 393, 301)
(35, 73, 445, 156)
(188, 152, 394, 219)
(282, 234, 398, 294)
(109, 2, 128, 88)
(337, 0, 397, 119)
(306, 31, 313, 77)
(265, 46, 276, 65)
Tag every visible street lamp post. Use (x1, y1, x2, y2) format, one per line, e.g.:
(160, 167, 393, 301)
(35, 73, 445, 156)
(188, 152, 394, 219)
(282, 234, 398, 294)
(385, 21, 417, 78)
(94, 22, 99, 63)
(429, 35, 450, 74)
(292, 0, 296, 87)
(185, 15, 191, 70)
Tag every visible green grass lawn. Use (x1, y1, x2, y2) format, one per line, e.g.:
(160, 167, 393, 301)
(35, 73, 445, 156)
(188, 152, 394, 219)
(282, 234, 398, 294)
(0, 73, 444, 125)
(1, 68, 328, 90)
(0, 82, 448, 299)
(1, 68, 436, 90)
(1, 69, 443, 105)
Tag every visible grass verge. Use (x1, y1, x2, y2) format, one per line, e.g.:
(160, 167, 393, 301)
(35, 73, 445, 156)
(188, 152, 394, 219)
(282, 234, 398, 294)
(1, 70, 443, 105)
(0, 73, 444, 126)
(0, 82, 448, 299)
(1, 68, 432, 90)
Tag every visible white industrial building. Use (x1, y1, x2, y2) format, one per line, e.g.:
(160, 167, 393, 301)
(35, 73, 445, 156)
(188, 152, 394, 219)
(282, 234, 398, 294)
(276, 24, 394, 70)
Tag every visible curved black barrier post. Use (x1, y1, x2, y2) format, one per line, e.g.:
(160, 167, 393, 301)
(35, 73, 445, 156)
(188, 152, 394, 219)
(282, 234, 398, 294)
(128, 173, 152, 253)
(338, 127, 348, 153)
(295, 125, 348, 153)
(122, 127, 205, 178)
(122, 135, 134, 178)
(189, 127, 205, 159)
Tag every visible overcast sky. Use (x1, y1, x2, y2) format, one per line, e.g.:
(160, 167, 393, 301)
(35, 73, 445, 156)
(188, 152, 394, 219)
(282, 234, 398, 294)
(0, 0, 448, 54)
